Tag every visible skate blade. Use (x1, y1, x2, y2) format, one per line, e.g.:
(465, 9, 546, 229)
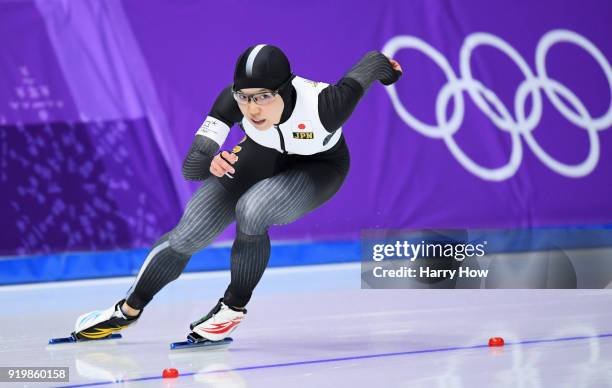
(48, 333, 122, 345)
(170, 337, 232, 350)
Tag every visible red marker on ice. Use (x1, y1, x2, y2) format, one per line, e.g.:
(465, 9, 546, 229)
(162, 368, 179, 378)
(488, 337, 505, 347)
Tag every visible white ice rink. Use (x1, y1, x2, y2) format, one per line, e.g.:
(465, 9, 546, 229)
(1, 262, 612, 387)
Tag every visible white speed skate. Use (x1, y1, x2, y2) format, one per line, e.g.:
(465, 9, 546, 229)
(190, 298, 246, 341)
(170, 298, 245, 350)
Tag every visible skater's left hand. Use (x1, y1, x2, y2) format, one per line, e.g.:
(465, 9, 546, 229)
(381, 55, 403, 85)
(388, 57, 402, 74)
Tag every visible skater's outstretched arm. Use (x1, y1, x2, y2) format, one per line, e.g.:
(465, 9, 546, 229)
(182, 85, 243, 180)
(318, 51, 403, 132)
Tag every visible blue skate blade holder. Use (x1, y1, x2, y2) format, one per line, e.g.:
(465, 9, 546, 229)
(170, 337, 233, 350)
(48, 333, 122, 344)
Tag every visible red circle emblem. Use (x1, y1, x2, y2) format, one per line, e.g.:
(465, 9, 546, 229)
(298, 123, 306, 130)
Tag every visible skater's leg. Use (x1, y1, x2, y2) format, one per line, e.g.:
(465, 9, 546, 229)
(125, 178, 237, 310)
(190, 164, 346, 341)
(73, 178, 237, 340)
(223, 163, 348, 308)
(123, 233, 185, 311)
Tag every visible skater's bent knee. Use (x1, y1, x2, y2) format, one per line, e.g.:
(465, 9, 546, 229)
(235, 200, 270, 235)
(168, 229, 212, 255)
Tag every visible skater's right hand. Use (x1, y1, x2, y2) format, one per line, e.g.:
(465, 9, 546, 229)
(210, 151, 238, 177)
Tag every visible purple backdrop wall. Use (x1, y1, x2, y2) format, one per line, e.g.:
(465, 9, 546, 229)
(1, 0, 611, 256)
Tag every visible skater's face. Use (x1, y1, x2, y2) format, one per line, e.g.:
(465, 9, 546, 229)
(235, 88, 284, 130)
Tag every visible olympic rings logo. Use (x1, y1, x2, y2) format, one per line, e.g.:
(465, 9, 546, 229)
(382, 29, 612, 181)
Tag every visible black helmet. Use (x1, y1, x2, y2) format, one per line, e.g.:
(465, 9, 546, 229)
(233, 44, 293, 91)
